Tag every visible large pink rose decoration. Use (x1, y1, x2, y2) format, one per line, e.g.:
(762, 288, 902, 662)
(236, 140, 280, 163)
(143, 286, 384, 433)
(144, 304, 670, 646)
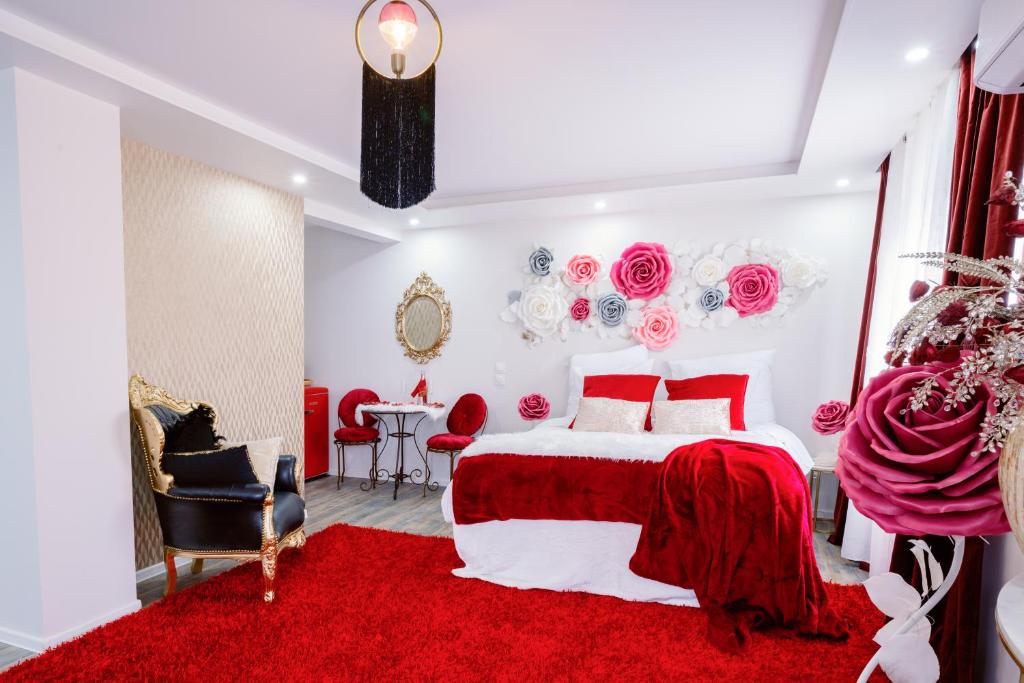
(570, 297, 591, 322)
(609, 242, 674, 300)
(518, 393, 551, 421)
(725, 263, 780, 317)
(632, 304, 679, 350)
(837, 361, 1010, 536)
(812, 400, 850, 435)
(565, 254, 601, 286)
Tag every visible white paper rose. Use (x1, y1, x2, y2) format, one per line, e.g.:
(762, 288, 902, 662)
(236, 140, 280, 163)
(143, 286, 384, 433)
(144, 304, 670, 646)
(781, 257, 817, 289)
(691, 255, 727, 287)
(516, 283, 568, 339)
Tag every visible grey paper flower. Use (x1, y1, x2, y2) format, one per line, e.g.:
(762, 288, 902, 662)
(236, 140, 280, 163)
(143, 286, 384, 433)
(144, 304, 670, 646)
(699, 287, 725, 312)
(597, 292, 627, 327)
(529, 247, 553, 277)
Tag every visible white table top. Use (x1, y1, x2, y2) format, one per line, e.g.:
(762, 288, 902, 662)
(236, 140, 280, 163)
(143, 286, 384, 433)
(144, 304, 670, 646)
(357, 402, 445, 421)
(996, 571, 1024, 670)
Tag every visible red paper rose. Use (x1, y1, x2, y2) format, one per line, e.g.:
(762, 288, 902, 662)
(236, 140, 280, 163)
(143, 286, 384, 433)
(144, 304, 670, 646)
(812, 400, 850, 436)
(837, 360, 1009, 536)
(725, 263, 780, 317)
(909, 280, 930, 302)
(518, 393, 551, 421)
(570, 297, 591, 322)
(609, 242, 674, 300)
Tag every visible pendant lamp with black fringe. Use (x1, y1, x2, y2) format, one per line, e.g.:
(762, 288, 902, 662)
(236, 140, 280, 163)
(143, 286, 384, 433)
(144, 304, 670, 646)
(355, 0, 442, 209)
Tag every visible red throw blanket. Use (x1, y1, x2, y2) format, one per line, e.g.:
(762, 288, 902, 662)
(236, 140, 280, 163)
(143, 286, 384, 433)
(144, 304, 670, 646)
(629, 439, 848, 652)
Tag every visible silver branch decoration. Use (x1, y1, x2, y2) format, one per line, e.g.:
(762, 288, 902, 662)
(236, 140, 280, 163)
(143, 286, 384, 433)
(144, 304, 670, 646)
(888, 252, 1024, 455)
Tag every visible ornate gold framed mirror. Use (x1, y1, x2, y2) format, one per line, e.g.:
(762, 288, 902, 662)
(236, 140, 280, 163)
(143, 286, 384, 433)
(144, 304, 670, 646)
(395, 272, 451, 364)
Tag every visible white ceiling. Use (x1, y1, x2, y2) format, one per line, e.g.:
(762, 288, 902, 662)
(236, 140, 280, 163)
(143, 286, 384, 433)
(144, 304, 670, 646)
(0, 0, 982, 237)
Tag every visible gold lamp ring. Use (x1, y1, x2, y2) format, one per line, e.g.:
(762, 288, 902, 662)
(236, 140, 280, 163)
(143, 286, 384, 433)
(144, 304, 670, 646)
(355, 0, 443, 80)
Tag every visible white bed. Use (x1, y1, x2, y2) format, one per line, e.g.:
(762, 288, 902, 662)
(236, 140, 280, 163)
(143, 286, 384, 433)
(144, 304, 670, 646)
(441, 417, 813, 606)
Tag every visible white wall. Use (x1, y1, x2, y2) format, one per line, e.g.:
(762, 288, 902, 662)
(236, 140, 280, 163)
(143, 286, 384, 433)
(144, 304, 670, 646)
(305, 191, 876, 492)
(0, 69, 138, 651)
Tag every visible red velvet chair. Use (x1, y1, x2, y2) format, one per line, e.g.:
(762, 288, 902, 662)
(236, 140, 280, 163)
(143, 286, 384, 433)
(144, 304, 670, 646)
(426, 393, 487, 481)
(334, 389, 382, 490)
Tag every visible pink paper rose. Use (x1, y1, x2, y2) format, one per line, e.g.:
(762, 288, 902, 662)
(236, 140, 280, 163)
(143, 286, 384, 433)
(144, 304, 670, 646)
(725, 263, 780, 317)
(570, 297, 591, 322)
(610, 242, 674, 300)
(632, 304, 679, 350)
(837, 360, 1009, 536)
(565, 254, 601, 286)
(812, 400, 850, 436)
(518, 393, 551, 421)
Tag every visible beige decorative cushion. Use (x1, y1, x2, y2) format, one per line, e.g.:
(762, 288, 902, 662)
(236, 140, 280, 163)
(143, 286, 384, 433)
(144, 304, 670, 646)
(224, 437, 282, 487)
(652, 399, 732, 435)
(572, 397, 648, 434)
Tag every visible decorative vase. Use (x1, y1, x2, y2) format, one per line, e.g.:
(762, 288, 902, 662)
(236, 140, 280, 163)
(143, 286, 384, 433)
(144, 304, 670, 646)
(999, 424, 1024, 554)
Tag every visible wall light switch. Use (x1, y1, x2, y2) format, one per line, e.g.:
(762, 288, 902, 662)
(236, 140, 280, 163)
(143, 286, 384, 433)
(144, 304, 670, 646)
(495, 361, 506, 373)
(495, 373, 506, 387)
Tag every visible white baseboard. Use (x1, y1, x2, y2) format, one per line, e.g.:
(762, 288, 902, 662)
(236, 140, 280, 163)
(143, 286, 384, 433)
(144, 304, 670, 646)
(0, 599, 141, 653)
(135, 556, 190, 583)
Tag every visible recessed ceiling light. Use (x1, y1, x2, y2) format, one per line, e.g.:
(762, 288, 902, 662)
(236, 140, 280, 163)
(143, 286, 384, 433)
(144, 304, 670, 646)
(836, 178, 850, 188)
(408, 218, 420, 226)
(905, 46, 930, 63)
(594, 200, 607, 210)
(291, 173, 307, 185)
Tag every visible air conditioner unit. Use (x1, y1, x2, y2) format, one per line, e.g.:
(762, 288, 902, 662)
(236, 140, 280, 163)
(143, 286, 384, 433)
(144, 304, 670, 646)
(975, 0, 1024, 94)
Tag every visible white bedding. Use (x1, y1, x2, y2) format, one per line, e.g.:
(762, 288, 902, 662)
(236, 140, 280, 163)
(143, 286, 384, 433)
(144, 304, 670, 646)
(441, 420, 813, 606)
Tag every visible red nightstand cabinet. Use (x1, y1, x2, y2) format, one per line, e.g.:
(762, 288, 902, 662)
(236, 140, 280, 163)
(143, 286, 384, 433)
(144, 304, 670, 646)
(304, 386, 329, 479)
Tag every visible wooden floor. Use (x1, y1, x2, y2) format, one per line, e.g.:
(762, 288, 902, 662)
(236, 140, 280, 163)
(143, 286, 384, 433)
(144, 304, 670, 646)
(0, 474, 866, 673)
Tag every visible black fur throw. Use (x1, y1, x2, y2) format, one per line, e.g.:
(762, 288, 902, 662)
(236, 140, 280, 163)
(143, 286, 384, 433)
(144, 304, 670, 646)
(360, 62, 436, 209)
(151, 404, 225, 453)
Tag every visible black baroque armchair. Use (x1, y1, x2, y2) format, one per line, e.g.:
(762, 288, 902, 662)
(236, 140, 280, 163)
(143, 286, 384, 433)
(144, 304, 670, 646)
(128, 374, 306, 602)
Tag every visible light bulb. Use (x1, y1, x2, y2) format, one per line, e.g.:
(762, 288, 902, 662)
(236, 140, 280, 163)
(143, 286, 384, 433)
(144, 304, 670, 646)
(378, 1, 418, 51)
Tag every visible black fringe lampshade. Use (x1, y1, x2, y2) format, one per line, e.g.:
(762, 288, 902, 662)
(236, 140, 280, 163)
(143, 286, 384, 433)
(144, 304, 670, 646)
(360, 62, 436, 209)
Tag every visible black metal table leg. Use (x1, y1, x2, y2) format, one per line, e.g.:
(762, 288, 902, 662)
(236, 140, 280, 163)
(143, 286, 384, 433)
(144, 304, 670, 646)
(393, 413, 405, 500)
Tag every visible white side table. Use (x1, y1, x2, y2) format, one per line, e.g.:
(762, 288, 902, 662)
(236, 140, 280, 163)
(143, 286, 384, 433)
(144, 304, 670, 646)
(997, 572, 1024, 683)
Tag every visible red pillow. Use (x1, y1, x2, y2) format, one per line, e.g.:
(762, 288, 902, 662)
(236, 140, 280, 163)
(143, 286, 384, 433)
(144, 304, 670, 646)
(572, 374, 662, 431)
(664, 374, 749, 431)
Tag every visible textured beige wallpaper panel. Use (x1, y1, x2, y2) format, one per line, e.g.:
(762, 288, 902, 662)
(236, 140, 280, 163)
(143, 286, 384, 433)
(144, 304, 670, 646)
(122, 139, 304, 569)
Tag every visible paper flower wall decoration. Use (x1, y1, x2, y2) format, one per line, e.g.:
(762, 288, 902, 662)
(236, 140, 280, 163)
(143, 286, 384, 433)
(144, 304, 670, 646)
(501, 239, 827, 347)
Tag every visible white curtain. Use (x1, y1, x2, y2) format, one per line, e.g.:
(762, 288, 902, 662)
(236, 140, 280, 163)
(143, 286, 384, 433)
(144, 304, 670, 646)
(841, 70, 959, 570)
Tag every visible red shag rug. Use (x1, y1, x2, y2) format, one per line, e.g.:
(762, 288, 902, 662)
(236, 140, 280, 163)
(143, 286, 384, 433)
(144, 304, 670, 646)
(2, 524, 887, 682)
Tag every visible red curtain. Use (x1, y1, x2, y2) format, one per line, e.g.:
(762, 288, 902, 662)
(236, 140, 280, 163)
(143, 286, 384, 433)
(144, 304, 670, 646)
(829, 155, 890, 547)
(944, 48, 1024, 278)
(889, 47, 1024, 683)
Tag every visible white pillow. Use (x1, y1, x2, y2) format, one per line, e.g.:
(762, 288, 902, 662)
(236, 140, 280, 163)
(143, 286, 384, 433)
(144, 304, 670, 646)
(652, 399, 731, 435)
(572, 397, 648, 434)
(224, 437, 282, 488)
(667, 349, 776, 425)
(566, 345, 653, 417)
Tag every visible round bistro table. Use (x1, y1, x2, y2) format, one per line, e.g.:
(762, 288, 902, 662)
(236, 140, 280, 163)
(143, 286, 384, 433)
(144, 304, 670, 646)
(356, 402, 445, 500)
